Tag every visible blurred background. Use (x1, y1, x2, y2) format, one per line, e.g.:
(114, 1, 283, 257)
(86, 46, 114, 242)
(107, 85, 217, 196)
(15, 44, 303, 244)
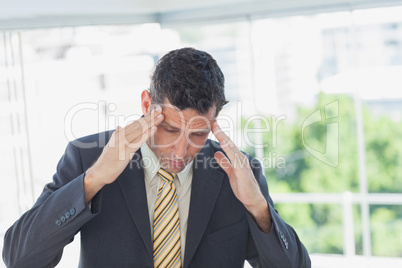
(1, 0, 402, 267)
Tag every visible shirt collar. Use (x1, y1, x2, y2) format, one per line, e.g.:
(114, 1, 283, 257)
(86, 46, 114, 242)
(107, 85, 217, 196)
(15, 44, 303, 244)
(140, 142, 193, 185)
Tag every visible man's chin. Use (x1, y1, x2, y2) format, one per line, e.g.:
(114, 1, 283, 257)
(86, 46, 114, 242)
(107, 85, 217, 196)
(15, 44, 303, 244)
(164, 166, 185, 174)
(161, 160, 188, 174)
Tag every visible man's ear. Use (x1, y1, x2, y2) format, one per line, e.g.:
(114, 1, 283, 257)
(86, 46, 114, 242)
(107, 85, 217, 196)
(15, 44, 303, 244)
(141, 90, 152, 115)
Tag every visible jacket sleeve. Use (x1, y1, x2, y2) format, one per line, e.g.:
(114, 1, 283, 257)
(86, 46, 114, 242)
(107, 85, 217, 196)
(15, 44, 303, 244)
(245, 155, 311, 268)
(2, 141, 102, 268)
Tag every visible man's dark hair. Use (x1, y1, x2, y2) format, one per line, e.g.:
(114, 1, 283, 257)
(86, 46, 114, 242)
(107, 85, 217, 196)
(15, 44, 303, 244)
(150, 47, 228, 116)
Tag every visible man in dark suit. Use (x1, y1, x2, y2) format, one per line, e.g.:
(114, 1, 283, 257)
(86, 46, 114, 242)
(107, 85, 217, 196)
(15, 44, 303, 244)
(3, 47, 311, 267)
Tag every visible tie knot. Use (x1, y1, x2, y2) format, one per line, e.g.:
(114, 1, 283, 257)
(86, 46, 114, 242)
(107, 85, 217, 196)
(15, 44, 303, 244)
(157, 168, 175, 183)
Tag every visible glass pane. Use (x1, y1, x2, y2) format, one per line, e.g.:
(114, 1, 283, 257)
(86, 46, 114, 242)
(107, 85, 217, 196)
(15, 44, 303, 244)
(0, 32, 33, 245)
(370, 205, 402, 257)
(0, 33, 21, 251)
(353, 6, 402, 258)
(248, 12, 359, 194)
(276, 203, 344, 254)
(20, 24, 161, 189)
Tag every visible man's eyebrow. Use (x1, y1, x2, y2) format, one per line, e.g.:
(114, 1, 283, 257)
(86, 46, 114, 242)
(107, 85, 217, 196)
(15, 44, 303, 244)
(160, 121, 211, 132)
(160, 121, 180, 130)
(190, 128, 210, 133)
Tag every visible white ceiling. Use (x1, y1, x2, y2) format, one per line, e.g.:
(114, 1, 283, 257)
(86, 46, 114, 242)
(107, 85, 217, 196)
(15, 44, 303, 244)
(1, 0, 402, 30)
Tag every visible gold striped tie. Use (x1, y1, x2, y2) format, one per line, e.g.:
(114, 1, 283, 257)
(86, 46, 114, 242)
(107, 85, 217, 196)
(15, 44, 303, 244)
(153, 168, 182, 268)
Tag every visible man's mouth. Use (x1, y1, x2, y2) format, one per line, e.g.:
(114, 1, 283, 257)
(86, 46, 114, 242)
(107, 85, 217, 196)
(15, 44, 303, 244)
(168, 159, 185, 168)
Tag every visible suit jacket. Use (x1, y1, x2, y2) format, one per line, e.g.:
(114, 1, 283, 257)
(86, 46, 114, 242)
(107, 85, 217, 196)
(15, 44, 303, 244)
(3, 130, 311, 268)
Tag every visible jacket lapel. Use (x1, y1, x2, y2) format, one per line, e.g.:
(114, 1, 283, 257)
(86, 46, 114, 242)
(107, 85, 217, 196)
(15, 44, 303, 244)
(115, 142, 225, 267)
(183, 143, 224, 268)
(117, 150, 153, 258)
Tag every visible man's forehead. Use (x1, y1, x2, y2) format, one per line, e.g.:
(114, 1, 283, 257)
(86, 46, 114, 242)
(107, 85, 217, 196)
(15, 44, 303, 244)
(163, 109, 213, 127)
(160, 100, 216, 124)
(160, 105, 215, 129)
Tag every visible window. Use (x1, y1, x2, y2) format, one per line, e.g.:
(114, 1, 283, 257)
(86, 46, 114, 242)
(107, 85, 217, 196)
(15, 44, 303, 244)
(1, 5, 402, 266)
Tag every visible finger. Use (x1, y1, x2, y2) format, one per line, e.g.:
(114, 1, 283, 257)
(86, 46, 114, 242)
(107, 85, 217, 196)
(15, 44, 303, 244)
(125, 108, 164, 142)
(211, 121, 231, 149)
(212, 120, 239, 150)
(124, 105, 162, 134)
(138, 105, 163, 133)
(213, 121, 249, 170)
(212, 121, 240, 162)
(126, 125, 158, 151)
(211, 120, 228, 143)
(105, 126, 122, 149)
(214, 151, 233, 177)
(136, 111, 163, 135)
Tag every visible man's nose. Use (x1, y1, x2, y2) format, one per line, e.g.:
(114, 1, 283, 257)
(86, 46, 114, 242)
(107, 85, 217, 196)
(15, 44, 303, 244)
(173, 135, 188, 158)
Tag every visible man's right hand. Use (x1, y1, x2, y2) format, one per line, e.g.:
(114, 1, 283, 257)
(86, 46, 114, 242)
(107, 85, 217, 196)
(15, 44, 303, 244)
(83, 106, 163, 203)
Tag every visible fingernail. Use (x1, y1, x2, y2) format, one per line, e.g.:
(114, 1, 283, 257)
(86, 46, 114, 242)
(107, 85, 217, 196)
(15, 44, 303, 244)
(157, 114, 163, 119)
(156, 105, 162, 112)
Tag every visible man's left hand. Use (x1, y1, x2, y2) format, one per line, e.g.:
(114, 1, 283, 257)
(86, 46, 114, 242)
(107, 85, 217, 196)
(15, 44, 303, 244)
(212, 121, 272, 233)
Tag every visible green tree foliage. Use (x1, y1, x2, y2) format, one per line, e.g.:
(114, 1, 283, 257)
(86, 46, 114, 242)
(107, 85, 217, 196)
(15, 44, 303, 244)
(242, 93, 402, 256)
